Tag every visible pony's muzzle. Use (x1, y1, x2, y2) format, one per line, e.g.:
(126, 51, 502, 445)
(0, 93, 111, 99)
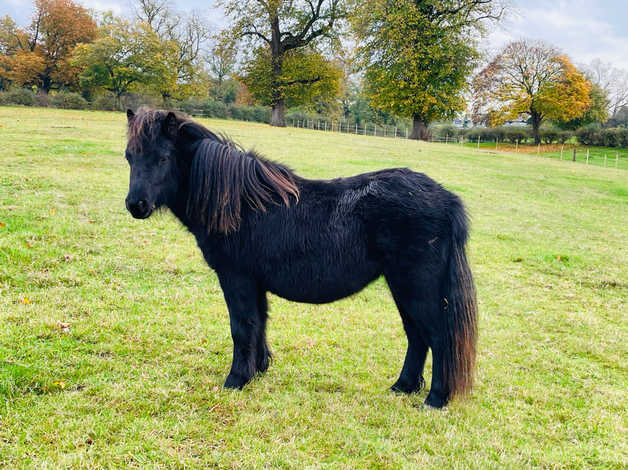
(126, 197, 152, 219)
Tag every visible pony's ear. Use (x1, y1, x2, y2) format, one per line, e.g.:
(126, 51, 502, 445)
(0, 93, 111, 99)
(163, 112, 178, 139)
(126, 109, 135, 122)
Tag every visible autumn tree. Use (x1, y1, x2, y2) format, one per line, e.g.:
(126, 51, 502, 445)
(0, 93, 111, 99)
(352, 0, 502, 140)
(72, 13, 168, 105)
(0, 16, 30, 89)
(220, 0, 347, 126)
(555, 83, 609, 130)
(10, 0, 98, 91)
(473, 40, 592, 144)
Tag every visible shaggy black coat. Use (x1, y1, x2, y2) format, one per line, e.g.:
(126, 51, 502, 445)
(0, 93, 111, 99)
(124, 108, 477, 408)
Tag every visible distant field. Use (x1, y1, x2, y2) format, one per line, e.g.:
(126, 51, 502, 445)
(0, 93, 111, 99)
(462, 141, 628, 170)
(1, 106, 626, 469)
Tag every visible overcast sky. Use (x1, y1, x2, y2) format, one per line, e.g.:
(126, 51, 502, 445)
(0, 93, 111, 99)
(2, 0, 627, 70)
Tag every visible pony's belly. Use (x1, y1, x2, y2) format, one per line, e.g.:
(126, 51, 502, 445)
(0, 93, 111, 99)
(265, 260, 381, 304)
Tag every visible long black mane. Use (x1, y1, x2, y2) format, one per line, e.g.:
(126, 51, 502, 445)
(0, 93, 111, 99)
(128, 109, 300, 234)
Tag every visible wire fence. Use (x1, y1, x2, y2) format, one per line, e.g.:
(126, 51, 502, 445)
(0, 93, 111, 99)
(289, 118, 411, 139)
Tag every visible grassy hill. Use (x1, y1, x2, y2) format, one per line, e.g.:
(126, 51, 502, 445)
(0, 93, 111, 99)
(1, 106, 626, 468)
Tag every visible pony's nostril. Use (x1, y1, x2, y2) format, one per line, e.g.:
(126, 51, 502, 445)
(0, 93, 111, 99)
(137, 200, 148, 211)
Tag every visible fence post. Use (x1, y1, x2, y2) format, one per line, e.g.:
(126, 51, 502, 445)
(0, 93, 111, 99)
(445, 134, 448, 145)
(477, 135, 480, 150)
(495, 137, 498, 150)
(537, 143, 540, 155)
(515, 141, 518, 152)
(604, 153, 607, 167)
(406, 128, 408, 139)
(573, 148, 576, 162)
(364, 124, 367, 136)
(356, 123, 358, 134)
(616, 152, 619, 168)
(586, 148, 590, 164)
(560, 144, 564, 160)
(394, 127, 397, 138)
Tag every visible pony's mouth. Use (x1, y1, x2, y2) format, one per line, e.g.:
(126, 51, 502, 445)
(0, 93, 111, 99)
(130, 208, 152, 219)
(126, 200, 154, 219)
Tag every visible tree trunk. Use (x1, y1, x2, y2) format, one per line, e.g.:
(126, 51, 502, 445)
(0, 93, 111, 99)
(271, 100, 285, 127)
(409, 115, 430, 140)
(530, 110, 542, 145)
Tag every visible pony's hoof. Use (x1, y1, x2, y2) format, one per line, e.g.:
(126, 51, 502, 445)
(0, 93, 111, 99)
(256, 351, 271, 374)
(391, 376, 425, 394)
(424, 390, 447, 408)
(224, 373, 250, 390)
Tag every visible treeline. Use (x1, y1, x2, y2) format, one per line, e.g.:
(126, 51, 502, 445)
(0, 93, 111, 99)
(1, 0, 628, 144)
(431, 124, 628, 148)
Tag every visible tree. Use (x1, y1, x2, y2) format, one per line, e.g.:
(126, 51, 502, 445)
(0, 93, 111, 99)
(134, 0, 210, 99)
(352, 0, 502, 140)
(208, 33, 238, 87)
(240, 46, 342, 112)
(473, 40, 592, 144)
(581, 59, 628, 117)
(556, 83, 609, 130)
(15, 0, 98, 91)
(220, 0, 347, 126)
(0, 15, 30, 89)
(71, 14, 167, 105)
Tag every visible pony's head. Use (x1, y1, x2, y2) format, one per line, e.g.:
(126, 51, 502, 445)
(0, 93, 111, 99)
(124, 108, 185, 219)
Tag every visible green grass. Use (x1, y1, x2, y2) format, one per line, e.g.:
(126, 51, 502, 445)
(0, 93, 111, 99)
(1, 106, 626, 469)
(463, 141, 628, 170)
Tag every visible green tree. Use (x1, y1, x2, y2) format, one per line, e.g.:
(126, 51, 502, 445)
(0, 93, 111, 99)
(240, 46, 342, 112)
(72, 14, 168, 105)
(473, 40, 592, 144)
(134, 0, 209, 100)
(220, 0, 347, 126)
(352, 0, 501, 140)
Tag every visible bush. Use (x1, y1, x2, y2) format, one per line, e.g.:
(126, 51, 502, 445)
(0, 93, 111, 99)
(600, 128, 622, 147)
(504, 127, 530, 144)
(34, 91, 50, 107)
(51, 91, 88, 109)
(576, 125, 628, 148)
(431, 124, 459, 140)
(91, 93, 118, 111)
(577, 125, 603, 146)
(539, 125, 560, 144)
(556, 130, 573, 144)
(121, 93, 163, 112)
(0, 88, 36, 106)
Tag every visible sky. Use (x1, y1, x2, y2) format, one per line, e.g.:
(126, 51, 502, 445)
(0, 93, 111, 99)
(1, 0, 627, 70)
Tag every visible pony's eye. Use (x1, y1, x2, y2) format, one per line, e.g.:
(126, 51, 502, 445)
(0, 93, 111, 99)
(159, 157, 168, 165)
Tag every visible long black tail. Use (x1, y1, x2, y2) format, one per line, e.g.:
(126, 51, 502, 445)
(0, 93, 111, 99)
(442, 196, 478, 400)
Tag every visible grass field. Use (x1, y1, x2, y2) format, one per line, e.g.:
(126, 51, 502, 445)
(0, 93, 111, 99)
(462, 141, 628, 171)
(1, 106, 626, 469)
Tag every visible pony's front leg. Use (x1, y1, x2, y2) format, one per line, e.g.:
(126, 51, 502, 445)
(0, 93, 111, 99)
(218, 272, 260, 389)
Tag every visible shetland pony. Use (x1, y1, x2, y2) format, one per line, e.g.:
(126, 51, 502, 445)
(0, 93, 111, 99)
(124, 108, 477, 408)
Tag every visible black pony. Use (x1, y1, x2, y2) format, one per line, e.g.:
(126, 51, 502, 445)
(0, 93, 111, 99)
(124, 108, 477, 408)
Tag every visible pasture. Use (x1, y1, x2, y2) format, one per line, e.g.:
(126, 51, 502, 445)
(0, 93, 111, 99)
(1, 106, 626, 468)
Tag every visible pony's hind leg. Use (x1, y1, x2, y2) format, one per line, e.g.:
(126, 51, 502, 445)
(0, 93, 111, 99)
(391, 307, 428, 394)
(255, 287, 271, 373)
(386, 272, 435, 394)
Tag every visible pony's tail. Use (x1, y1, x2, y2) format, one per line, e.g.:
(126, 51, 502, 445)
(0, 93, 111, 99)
(441, 197, 478, 400)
